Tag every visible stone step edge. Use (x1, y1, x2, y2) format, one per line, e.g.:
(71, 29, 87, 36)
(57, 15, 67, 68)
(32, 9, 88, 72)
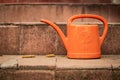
(0, 3, 120, 6)
(0, 55, 120, 70)
(0, 22, 120, 26)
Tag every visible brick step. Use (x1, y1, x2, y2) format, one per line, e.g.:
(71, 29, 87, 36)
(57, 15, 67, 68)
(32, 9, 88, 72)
(0, 3, 120, 23)
(0, 55, 120, 80)
(0, 0, 112, 3)
(0, 22, 120, 55)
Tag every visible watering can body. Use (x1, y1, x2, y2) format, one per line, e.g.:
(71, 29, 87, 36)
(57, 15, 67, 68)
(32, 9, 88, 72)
(40, 14, 108, 59)
(67, 25, 101, 58)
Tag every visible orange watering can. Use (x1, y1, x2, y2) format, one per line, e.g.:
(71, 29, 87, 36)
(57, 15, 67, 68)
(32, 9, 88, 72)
(40, 14, 108, 59)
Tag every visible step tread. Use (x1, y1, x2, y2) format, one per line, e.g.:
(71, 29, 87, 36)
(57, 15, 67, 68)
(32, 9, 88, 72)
(0, 55, 120, 70)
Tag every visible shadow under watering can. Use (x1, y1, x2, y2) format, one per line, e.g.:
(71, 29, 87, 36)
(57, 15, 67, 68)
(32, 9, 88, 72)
(40, 14, 108, 59)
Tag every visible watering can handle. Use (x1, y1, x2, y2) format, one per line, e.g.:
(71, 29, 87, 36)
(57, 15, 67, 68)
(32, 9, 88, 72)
(68, 14, 108, 46)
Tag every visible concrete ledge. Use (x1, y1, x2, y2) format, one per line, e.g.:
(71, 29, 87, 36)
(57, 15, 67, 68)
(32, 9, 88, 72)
(0, 55, 120, 70)
(18, 56, 56, 70)
(0, 55, 120, 80)
(56, 55, 120, 70)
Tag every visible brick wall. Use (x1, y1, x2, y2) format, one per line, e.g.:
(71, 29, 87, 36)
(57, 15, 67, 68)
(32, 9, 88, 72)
(0, 4, 120, 23)
(0, 1, 120, 55)
(0, 0, 111, 3)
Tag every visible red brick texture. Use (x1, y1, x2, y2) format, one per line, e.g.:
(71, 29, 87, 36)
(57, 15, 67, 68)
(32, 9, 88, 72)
(56, 70, 120, 80)
(0, 25, 20, 55)
(0, 23, 120, 55)
(14, 70, 54, 80)
(0, 70, 54, 80)
(20, 25, 57, 55)
(0, 4, 120, 55)
(0, 55, 120, 80)
(0, 4, 120, 23)
(0, 0, 111, 3)
(0, 69, 119, 80)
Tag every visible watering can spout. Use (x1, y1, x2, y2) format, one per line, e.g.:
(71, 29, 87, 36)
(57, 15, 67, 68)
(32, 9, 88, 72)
(40, 19, 68, 50)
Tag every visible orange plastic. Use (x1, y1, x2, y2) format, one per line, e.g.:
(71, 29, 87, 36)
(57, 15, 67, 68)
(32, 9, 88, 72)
(40, 14, 108, 59)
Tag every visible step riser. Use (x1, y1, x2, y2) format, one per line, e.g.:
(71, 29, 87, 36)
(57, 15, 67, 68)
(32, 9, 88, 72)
(0, 70, 54, 80)
(0, 23, 119, 55)
(0, 4, 120, 23)
(0, 0, 112, 3)
(56, 70, 120, 80)
(0, 70, 120, 80)
(0, 55, 120, 80)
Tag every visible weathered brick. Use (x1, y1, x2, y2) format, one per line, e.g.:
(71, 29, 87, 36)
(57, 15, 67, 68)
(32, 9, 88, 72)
(81, 0, 111, 3)
(108, 5, 120, 23)
(61, 5, 83, 22)
(0, 69, 15, 80)
(2, 4, 83, 23)
(0, 4, 119, 23)
(20, 25, 56, 55)
(14, 70, 54, 80)
(101, 24, 120, 54)
(100, 0, 111, 3)
(0, 25, 20, 55)
(83, 5, 109, 22)
(54, 24, 67, 55)
(19, 5, 57, 22)
(56, 70, 113, 80)
(81, 0, 100, 3)
(4, 5, 22, 22)
(0, 0, 16, 3)
(0, 5, 5, 22)
(0, 0, 112, 3)
(112, 0, 120, 4)
(19, 23, 120, 55)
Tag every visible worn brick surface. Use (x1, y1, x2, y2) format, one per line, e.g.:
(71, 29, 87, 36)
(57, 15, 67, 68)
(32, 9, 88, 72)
(56, 70, 120, 80)
(56, 55, 120, 70)
(19, 5, 57, 22)
(0, 23, 119, 55)
(83, 5, 101, 22)
(0, 0, 16, 3)
(2, 5, 83, 22)
(0, 5, 5, 22)
(58, 5, 83, 22)
(0, 55, 18, 64)
(83, 5, 109, 22)
(1, 58, 18, 69)
(112, 0, 120, 4)
(0, 4, 119, 23)
(0, 69, 15, 80)
(0, 70, 54, 80)
(0, 55, 120, 80)
(101, 24, 120, 54)
(4, 5, 22, 23)
(109, 5, 120, 23)
(20, 25, 56, 55)
(0, 25, 20, 55)
(0, 0, 112, 3)
(0, 55, 19, 69)
(54, 24, 67, 55)
(18, 55, 56, 70)
(14, 70, 54, 80)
